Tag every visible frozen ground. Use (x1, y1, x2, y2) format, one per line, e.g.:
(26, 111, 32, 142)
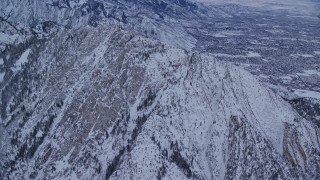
(193, 0, 320, 16)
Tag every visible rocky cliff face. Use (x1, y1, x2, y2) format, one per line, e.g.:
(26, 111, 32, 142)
(0, 0, 320, 180)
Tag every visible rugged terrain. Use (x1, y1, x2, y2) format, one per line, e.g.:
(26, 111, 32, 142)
(0, 0, 320, 179)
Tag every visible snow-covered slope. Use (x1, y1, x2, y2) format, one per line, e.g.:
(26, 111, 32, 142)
(0, 25, 319, 179)
(0, 0, 203, 50)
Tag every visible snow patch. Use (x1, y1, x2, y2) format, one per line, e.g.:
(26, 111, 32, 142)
(297, 69, 320, 76)
(0, 72, 5, 82)
(259, 74, 269, 79)
(11, 49, 31, 72)
(265, 29, 285, 34)
(212, 53, 245, 58)
(281, 75, 293, 82)
(36, 130, 43, 138)
(0, 32, 19, 45)
(247, 51, 261, 57)
(294, 89, 320, 99)
(291, 54, 314, 58)
(54, 147, 75, 173)
(212, 51, 261, 58)
(213, 30, 242, 37)
(0, 58, 3, 65)
(212, 33, 227, 38)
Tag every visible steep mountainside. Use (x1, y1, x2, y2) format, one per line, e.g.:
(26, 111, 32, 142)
(0, 25, 319, 179)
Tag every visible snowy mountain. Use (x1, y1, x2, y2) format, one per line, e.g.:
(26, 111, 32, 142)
(0, 0, 205, 49)
(1, 0, 320, 179)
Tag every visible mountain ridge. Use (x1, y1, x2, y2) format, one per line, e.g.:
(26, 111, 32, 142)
(0, 24, 319, 179)
(1, 0, 320, 179)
